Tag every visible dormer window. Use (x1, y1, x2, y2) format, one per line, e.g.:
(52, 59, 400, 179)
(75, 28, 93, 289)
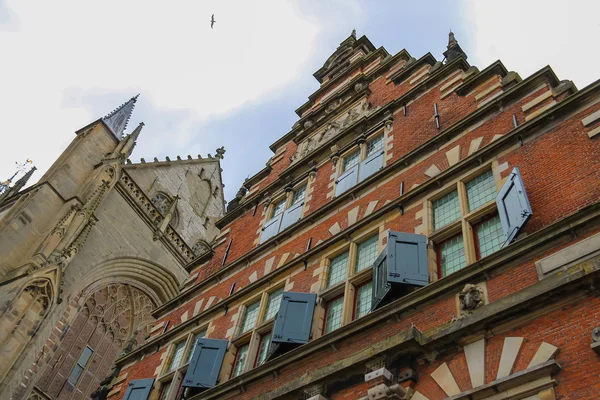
(260, 183, 308, 243)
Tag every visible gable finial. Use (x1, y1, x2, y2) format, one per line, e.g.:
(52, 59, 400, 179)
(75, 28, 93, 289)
(102, 94, 139, 139)
(443, 30, 467, 62)
(351, 28, 356, 39)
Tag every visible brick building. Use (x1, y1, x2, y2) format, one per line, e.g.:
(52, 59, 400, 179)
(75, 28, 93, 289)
(8, 29, 600, 400)
(0, 97, 226, 399)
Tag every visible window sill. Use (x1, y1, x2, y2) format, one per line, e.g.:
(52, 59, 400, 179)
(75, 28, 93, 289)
(319, 282, 345, 300)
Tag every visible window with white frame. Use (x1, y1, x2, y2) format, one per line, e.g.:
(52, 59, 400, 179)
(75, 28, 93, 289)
(321, 231, 380, 335)
(260, 183, 308, 243)
(157, 328, 206, 400)
(335, 133, 386, 196)
(430, 168, 503, 278)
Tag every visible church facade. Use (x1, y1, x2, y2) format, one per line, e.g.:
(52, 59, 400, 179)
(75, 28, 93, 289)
(3, 30, 600, 400)
(0, 97, 226, 399)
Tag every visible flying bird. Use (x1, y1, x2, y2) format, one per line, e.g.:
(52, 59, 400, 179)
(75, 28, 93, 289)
(211, 14, 216, 29)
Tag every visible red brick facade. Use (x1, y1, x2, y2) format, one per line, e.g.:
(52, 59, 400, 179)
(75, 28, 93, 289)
(112, 33, 600, 400)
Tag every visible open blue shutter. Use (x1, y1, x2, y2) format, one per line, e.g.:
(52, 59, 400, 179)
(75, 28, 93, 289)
(183, 338, 228, 389)
(496, 167, 532, 247)
(260, 213, 283, 243)
(387, 232, 428, 286)
(280, 202, 304, 231)
(335, 165, 359, 196)
(272, 292, 316, 345)
(123, 378, 154, 400)
(359, 150, 384, 181)
(371, 249, 390, 311)
(371, 232, 429, 311)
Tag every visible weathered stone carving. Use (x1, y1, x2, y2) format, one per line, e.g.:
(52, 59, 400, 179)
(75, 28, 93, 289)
(291, 101, 379, 164)
(459, 284, 485, 312)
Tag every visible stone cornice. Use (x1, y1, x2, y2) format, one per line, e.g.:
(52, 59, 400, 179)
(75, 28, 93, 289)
(180, 70, 599, 319)
(388, 52, 437, 83)
(116, 189, 600, 366)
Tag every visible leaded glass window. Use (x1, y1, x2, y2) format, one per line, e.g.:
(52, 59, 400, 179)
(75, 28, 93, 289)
(166, 341, 186, 372)
(439, 235, 466, 276)
(466, 170, 496, 211)
(433, 190, 461, 230)
(327, 252, 349, 288)
(324, 297, 344, 334)
(255, 332, 272, 367)
(354, 282, 372, 320)
(475, 215, 504, 258)
(355, 235, 378, 273)
(343, 150, 361, 172)
(239, 301, 260, 334)
(263, 288, 283, 322)
(366, 135, 384, 156)
(231, 344, 249, 378)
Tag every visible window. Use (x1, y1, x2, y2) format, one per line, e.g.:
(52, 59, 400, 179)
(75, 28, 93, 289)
(67, 346, 93, 386)
(355, 235, 379, 273)
(320, 232, 380, 335)
(263, 288, 283, 322)
(239, 301, 260, 334)
(254, 332, 272, 367)
(474, 215, 503, 258)
(261, 183, 308, 243)
(354, 281, 373, 320)
(166, 341, 186, 373)
(324, 296, 344, 334)
(336, 133, 386, 196)
(231, 343, 249, 378)
(327, 252, 349, 288)
(430, 168, 501, 277)
(229, 286, 285, 378)
(158, 328, 207, 400)
(343, 150, 361, 172)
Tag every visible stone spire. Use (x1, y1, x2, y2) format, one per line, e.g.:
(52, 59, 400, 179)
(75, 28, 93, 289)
(102, 94, 139, 139)
(0, 166, 36, 203)
(443, 30, 467, 62)
(113, 122, 144, 160)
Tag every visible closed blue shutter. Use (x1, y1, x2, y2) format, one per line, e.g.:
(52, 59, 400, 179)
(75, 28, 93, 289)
(371, 231, 429, 311)
(280, 201, 304, 231)
(496, 167, 532, 247)
(123, 378, 154, 400)
(272, 292, 316, 345)
(183, 338, 228, 389)
(260, 213, 283, 243)
(335, 165, 359, 196)
(387, 232, 428, 286)
(359, 150, 384, 181)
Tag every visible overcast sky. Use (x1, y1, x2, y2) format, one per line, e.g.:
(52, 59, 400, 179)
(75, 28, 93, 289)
(1, 0, 598, 202)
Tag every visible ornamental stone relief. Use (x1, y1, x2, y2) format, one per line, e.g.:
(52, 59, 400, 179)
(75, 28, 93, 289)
(291, 100, 380, 164)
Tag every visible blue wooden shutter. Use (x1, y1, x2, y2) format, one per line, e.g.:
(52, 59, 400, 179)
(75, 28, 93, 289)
(280, 201, 304, 231)
(183, 338, 228, 388)
(387, 232, 428, 286)
(335, 165, 359, 196)
(359, 150, 384, 181)
(496, 167, 532, 247)
(260, 213, 283, 243)
(371, 249, 390, 311)
(123, 378, 154, 400)
(272, 292, 316, 345)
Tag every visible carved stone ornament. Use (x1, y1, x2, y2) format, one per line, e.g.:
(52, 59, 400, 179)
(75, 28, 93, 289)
(325, 97, 343, 114)
(592, 327, 600, 343)
(459, 284, 485, 312)
(354, 80, 368, 92)
(304, 119, 314, 129)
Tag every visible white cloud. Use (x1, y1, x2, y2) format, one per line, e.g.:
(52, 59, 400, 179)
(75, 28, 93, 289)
(463, 0, 600, 88)
(0, 0, 320, 182)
